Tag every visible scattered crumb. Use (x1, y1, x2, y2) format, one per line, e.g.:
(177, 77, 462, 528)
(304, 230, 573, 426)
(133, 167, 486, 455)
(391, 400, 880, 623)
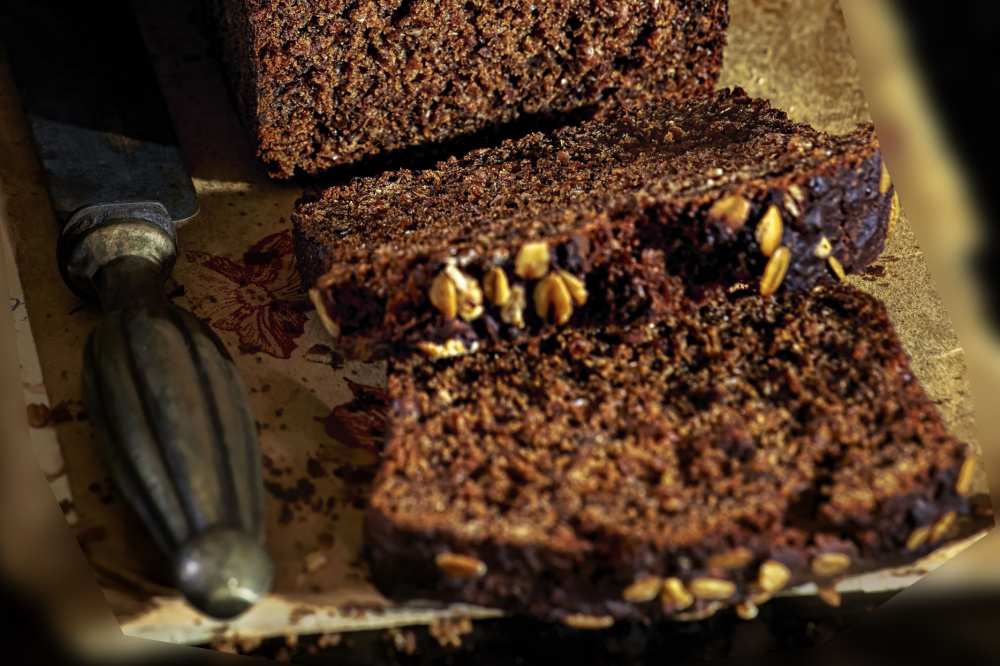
(429, 617, 473, 648)
(285, 634, 298, 650)
(236, 636, 262, 653)
(304, 550, 328, 573)
(207, 634, 265, 655)
(208, 638, 238, 654)
(317, 632, 342, 649)
(304, 344, 335, 364)
(25, 403, 51, 427)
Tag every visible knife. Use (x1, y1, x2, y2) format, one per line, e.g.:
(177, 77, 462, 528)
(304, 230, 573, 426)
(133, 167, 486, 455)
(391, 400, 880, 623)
(0, 0, 272, 619)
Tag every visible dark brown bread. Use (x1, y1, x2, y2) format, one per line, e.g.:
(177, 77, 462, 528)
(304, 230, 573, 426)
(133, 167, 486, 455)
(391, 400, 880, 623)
(295, 88, 895, 361)
(209, 0, 729, 178)
(365, 285, 971, 624)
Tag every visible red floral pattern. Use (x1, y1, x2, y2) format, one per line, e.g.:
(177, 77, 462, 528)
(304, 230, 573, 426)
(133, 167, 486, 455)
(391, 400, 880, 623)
(316, 379, 389, 455)
(182, 232, 310, 359)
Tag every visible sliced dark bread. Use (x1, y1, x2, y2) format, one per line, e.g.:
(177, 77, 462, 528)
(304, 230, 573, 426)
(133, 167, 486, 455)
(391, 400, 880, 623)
(364, 284, 971, 624)
(295, 88, 897, 361)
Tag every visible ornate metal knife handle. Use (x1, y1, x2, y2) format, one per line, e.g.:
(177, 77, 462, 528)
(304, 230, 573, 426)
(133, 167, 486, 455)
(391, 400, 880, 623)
(60, 203, 272, 619)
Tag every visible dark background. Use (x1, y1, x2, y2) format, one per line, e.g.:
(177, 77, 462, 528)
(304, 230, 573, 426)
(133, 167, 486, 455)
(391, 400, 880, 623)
(891, 0, 1000, 330)
(1, 0, 998, 664)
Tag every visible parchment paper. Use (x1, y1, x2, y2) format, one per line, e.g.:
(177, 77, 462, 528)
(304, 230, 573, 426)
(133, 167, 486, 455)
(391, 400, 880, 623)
(0, 0, 989, 646)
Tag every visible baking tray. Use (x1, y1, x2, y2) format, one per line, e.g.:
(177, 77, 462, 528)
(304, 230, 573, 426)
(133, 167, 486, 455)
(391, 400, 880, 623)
(0, 0, 990, 646)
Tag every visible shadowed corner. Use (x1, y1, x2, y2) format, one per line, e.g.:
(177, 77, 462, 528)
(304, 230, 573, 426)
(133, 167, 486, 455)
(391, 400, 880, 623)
(814, 586, 1000, 666)
(0, 572, 115, 666)
(0, 566, 250, 666)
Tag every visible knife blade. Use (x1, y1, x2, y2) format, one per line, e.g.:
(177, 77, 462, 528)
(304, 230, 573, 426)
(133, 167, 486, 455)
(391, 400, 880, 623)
(0, 0, 198, 226)
(0, 0, 272, 619)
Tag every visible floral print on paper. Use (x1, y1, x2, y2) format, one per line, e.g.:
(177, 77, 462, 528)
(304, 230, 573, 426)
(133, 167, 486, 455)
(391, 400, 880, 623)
(182, 231, 310, 359)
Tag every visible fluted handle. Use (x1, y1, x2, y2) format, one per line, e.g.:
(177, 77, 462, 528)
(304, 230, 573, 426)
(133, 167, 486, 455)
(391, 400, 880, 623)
(63, 206, 272, 619)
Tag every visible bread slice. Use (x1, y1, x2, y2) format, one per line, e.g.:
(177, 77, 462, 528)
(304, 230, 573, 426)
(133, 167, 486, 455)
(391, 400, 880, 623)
(209, 0, 729, 178)
(364, 285, 971, 624)
(295, 88, 896, 361)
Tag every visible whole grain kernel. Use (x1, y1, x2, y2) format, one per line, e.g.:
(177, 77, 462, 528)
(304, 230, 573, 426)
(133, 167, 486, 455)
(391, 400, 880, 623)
(689, 577, 737, 600)
(811, 552, 851, 577)
(930, 511, 957, 544)
(622, 575, 663, 603)
(787, 184, 805, 202)
(674, 602, 722, 622)
(758, 560, 791, 593)
(813, 236, 833, 259)
(416, 341, 442, 358)
(784, 194, 801, 218)
(707, 548, 754, 570)
(906, 525, 931, 551)
(500, 285, 527, 328)
(708, 194, 751, 231)
(435, 553, 487, 578)
(817, 586, 841, 608)
(759, 246, 791, 296)
(534, 274, 573, 325)
(755, 205, 783, 256)
(736, 601, 759, 620)
(482, 266, 511, 306)
(429, 272, 458, 319)
(308, 288, 341, 339)
(514, 241, 550, 279)
(879, 161, 891, 194)
(416, 339, 470, 360)
(955, 457, 977, 496)
(561, 614, 614, 630)
(444, 264, 484, 321)
(556, 270, 588, 306)
(660, 577, 694, 611)
(828, 255, 847, 281)
(888, 191, 900, 238)
(750, 591, 773, 606)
